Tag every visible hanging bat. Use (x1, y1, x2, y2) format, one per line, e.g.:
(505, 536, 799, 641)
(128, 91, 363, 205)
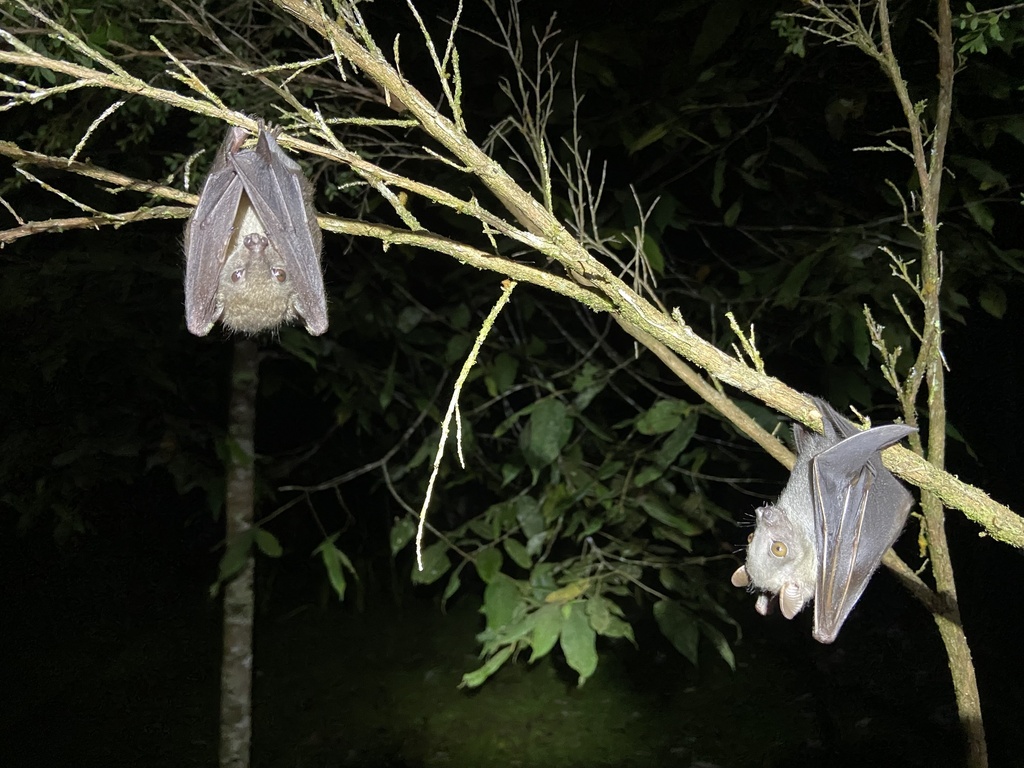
(731, 397, 916, 643)
(184, 122, 328, 336)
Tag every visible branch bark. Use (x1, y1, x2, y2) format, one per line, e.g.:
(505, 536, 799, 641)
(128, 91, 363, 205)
(0, 7, 1020, 549)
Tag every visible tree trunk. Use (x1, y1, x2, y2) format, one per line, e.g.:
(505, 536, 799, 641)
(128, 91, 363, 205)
(219, 339, 260, 768)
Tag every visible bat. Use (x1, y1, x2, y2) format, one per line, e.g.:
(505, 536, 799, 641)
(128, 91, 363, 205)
(184, 121, 327, 336)
(730, 397, 916, 643)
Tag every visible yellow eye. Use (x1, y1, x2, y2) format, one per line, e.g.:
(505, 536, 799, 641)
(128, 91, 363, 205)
(770, 541, 788, 558)
(747, 532, 755, 544)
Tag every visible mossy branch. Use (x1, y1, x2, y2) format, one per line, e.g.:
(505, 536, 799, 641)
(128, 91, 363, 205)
(0, 2, 1019, 557)
(783, 0, 987, 763)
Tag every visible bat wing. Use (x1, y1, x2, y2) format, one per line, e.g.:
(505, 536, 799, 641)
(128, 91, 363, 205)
(810, 403, 915, 643)
(230, 125, 327, 335)
(184, 127, 249, 336)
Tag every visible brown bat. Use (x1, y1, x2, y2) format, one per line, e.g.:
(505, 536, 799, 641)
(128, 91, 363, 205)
(184, 122, 327, 336)
(731, 398, 916, 643)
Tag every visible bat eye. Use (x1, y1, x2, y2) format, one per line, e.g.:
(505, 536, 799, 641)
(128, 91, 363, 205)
(746, 533, 755, 544)
(770, 541, 788, 558)
(231, 268, 245, 283)
(271, 268, 287, 283)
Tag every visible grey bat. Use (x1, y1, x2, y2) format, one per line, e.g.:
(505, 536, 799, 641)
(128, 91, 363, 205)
(184, 122, 327, 336)
(731, 398, 916, 643)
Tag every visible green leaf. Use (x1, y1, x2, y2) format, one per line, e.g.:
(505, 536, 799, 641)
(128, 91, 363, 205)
(379, 356, 396, 409)
(528, 563, 557, 595)
(628, 122, 669, 154)
(634, 465, 664, 486)
(521, 399, 572, 469)
(390, 517, 416, 555)
(571, 362, 601, 393)
(573, 375, 606, 412)
(460, 644, 515, 689)
(442, 561, 465, 607)
(474, 547, 503, 584)
(491, 500, 520, 531)
(711, 108, 732, 137)
(449, 303, 471, 330)
(585, 594, 612, 635)
(482, 574, 521, 631)
(698, 620, 736, 671)
(979, 283, 1007, 318)
(711, 156, 726, 208)
(961, 187, 996, 233)
(994, 115, 1024, 145)
(218, 530, 254, 582)
(653, 600, 699, 666)
(636, 399, 687, 435)
(652, 526, 693, 552)
(560, 602, 598, 686)
(396, 306, 424, 333)
(774, 137, 828, 172)
(652, 414, 698, 468)
(315, 540, 351, 602)
(637, 496, 703, 535)
(690, 0, 744, 66)
(254, 528, 282, 557)
(412, 541, 451, 585)
(775, 254, 817, 308)
(598, 614, 636, 643)
(445, 334, 473, 364)
(500, 463, 522, 487)
(723, 198, 742, 227)
(513, 496, 545, 538)
(486, 352, 519, 397)
(525, 531, 548, 559)
(277, 329, 321, 369)
(642, 233, 665, 274)
(529, 603, 564, 661)
(953, 155, 1008, 191)
(598, 460, 626, 481)
(734, 400, 785, 434)
(503, 537, 532, 568)
(544, 578, 590, 604)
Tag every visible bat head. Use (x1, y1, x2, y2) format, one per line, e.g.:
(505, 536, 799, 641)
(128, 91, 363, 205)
(214, 196, 321, 335)
(737, 502, 817, 619)
(217, 232, 294, 334)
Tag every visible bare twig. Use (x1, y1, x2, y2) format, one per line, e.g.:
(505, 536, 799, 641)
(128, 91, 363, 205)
(415, 280, 517, 568)
(0, 2, 1018, 553)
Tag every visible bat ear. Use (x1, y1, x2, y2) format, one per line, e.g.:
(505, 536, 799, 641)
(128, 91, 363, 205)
(731, 566, 751, 587)
(779, 583, 806, 619)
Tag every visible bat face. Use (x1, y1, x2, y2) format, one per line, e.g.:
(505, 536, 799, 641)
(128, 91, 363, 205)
(735, 502, 817, 621)
(731, 398, 916, 643)
(184, 123, 327, 336)
(214, 201, 297, 333)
